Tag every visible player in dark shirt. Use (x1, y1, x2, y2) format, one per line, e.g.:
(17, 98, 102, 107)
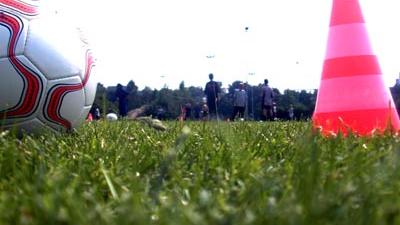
(204, 73, 221, 120)
(116, 84, 129, 117)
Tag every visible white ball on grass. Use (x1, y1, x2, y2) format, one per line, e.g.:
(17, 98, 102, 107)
(106, 113, 118, 121)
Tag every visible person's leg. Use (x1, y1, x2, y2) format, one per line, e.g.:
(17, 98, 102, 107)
(119, 105, 127, 117)
(261, 105, 267, 121)
(207, 100, 217, 120)
(231, 106, 239, 121)
(238, 107, 245, 119)
(231, 107, 236, 121)
(204, 111, 209, 121)
(268, 107, 274, 121)
(265, 105, 273, 121)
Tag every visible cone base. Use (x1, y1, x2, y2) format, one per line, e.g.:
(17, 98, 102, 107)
(313, 108, 400, 136)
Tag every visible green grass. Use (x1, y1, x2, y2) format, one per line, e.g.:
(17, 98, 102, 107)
(1, 120, 400, 225)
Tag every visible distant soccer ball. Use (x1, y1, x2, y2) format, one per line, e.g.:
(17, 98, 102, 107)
(0, 1, 96, 133)
(106, 113, 118, 121)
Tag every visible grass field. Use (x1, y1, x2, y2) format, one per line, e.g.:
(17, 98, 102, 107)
(1, 120, 400, 225)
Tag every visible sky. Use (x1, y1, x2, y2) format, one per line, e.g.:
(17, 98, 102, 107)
(50, 0, 400, 92)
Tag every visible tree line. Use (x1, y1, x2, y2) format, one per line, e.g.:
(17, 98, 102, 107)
(92, 79, 400, 121)
(93, 80, 319, 120)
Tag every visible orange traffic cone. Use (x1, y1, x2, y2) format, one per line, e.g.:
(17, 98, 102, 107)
(313, 0, 400, 136)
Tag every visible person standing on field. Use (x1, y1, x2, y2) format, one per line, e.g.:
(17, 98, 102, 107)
(261, 79, 274, 121)
(231, 82, 247, 121)
(288, 104, 294, 120)
(204, 73, 221, 120)
(115, 83, 129, 117)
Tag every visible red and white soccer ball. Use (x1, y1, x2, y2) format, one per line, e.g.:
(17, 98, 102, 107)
(0, 0, 96, 133)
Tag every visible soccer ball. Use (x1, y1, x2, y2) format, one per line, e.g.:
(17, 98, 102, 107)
(0, 1, 96, 133)
(106, 113, 118, 121)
